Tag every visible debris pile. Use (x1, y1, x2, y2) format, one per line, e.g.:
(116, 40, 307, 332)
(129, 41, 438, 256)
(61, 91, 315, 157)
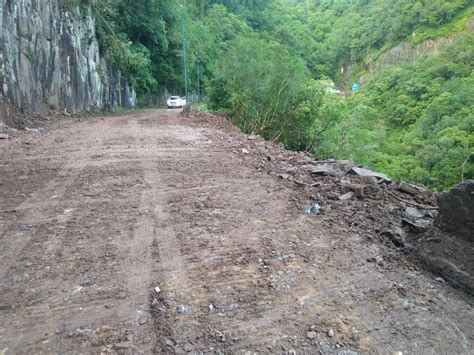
(193, 112, 473, 295)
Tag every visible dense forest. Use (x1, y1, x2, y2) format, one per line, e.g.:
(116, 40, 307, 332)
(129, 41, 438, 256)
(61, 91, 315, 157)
(69, 0, 473, 190)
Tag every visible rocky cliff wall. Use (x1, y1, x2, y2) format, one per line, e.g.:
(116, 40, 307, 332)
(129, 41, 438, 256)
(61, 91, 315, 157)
(0, 0, 135, 130)
(353, 15, 474, 86)
(371, 36, 457, 71)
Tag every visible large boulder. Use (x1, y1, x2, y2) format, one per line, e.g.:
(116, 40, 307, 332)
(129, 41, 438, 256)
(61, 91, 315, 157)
(435, 180, 474, 242)
(416, 180, 474, 295)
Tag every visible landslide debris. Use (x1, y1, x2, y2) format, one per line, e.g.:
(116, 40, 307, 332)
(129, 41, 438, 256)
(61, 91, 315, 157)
(193, 111, 472, 294)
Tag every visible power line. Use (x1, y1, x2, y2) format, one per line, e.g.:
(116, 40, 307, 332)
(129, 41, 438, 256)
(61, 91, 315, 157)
(90, 1, 120, 42)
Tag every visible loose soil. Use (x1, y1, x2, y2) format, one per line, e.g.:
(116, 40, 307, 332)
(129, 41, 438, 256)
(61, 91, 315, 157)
(0, 109, 472, 354)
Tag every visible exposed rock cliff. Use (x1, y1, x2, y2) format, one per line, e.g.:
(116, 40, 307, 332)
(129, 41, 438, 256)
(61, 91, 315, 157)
(352, 15, 474, 86)
(0, 0, 136, 130)
(371, 35, 458, 71)
(374, 15, 473, 69)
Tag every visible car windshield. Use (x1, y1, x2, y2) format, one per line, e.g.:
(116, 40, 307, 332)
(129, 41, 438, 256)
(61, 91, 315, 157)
(170, 96, 180, 100)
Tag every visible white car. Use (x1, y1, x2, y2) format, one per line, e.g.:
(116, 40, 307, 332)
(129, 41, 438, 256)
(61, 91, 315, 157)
(167, 96, 185, 109)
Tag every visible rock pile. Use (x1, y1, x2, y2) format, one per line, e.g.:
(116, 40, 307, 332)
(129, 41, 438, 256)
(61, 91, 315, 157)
(193, 111, 473, 295)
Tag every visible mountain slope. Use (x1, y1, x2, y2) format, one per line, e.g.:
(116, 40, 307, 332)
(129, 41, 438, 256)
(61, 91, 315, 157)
(1, 0, 472, 190)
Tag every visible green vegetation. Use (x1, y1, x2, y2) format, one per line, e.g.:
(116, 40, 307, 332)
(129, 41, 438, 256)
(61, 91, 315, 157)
(76, 0, 472, 190)
(412, 6, 473, 44)
(90, 1, 183, 101)
(208, 37, 341, 151)
(316, 33, 474, 190)
(289, 0, 472, 79)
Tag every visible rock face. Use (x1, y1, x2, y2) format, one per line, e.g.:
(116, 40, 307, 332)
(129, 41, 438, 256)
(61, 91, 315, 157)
(417, 180, 474, 295)
(0, 0, 136, 129)
(371, 35, 458, 70)
(356, 15, 474, 85)
(373, 15, 473, 70)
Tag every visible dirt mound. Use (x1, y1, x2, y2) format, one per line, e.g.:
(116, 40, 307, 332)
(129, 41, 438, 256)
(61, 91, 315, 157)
(192, 111, 241, 133)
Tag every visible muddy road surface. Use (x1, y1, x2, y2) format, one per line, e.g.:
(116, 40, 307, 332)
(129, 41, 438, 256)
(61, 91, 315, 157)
(0, 110, 472, 354)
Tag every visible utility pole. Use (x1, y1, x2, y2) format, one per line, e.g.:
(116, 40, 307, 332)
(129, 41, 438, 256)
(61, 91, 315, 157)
(196, 55, 201, 103)
(180, 1, 189, 104)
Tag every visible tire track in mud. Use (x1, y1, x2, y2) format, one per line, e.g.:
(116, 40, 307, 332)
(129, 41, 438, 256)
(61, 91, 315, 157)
(114, 118, 204, 352)
(0, 123, 105, 280)
(1, 116, 152, 353)
(0, 120, 116, 352)
(137, 115, 326, 352)
(138, 120, 363, 352)
(130, 116, 214, 353)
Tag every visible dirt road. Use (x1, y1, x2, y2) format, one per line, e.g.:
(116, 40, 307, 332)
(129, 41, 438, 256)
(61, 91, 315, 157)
(0, 110, 472, 354)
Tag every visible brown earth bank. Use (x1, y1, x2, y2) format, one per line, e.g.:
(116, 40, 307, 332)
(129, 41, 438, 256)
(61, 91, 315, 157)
(0, 109, 472, 354)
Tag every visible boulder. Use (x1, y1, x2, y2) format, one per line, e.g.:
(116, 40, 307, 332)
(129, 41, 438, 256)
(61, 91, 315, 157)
(405, 207, 427, 219)
(381, 227, 406, 247)
(350, 166, 391, 183)
(311, 160, 354, 178)
(397, 182, 428, 196)
(311, 163, 345, 177)
(435, 180, 473, 242)
(416, 180, 474, 295)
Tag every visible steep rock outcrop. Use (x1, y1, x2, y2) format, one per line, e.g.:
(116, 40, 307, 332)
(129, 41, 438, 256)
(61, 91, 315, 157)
(0, 0, 135, 129)
(371, 35, 458, 70)
(373, 15, 473, 70)
(353, 15, 474, 86)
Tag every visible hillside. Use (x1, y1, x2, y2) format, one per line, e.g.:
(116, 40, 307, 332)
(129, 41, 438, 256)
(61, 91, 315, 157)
(1, 0, 472, 190)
